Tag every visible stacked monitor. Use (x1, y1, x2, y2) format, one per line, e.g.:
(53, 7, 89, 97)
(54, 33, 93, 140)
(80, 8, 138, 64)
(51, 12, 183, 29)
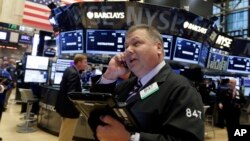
(173, 37, 202, 64)
(53, 59, 74, 85)
(198, 43, 209, 67)
(24, 55, 49, 83)
(162, 34, 173, 60)
(0, 30, 34, 45)
(60, 29, 84, 54)
(206, 47, 228, 71)
(86, 29, 126, 55)
(227, 55, 250, 74)
(242, 77, 250, 96)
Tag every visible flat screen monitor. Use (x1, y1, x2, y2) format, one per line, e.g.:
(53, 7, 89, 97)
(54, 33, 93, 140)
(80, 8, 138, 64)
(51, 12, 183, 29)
(53, 72, 64, 85)
(18, 34, 33, 44)
(86, 29, 126, 55)
(9, 32, 19, 43)
(56, 59, 74, 72)
(242, 77, 250, 87)
(24, 69, 47, 83)
(60, 29, 84, 54)
(244, 87, 250, 96)
(0, 30, 9, 43)
(162, 34, 173, 60)
(198, 43, 209, 67)
(206, 48, 228, 71)
(173, 37, 202, 64)
(25, 55, 49, 70)
(227, 55, 250, 74)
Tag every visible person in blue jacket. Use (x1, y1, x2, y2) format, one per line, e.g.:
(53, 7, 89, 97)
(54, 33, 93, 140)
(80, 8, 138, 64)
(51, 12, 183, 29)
(0, 66, 12, 141)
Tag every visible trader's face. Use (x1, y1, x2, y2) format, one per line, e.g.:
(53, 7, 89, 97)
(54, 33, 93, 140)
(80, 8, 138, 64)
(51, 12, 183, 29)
(228, 79, 236, 90)
(124, 29, 162, 78)
(78, 59, 88, 71)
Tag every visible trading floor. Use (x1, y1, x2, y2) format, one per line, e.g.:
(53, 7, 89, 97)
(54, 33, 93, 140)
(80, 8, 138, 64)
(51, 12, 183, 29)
(0, 91, 228, 141)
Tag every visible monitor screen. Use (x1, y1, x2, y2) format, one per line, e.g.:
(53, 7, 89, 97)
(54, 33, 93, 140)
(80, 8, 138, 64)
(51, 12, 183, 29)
(227, 55, 250, 74)
(86, 29, 126, 55)
(18, 34, 33, 44)
(206, 48, 228, 71)
(25, 55, 49, 70)
(9, 32, 19, 43)
(173, 37, 202, 64)
(162, 34, 173, 60)
(198, 43, 209, 67)
(0, 30, 9, 43)
(55, 59, 74, 72)
(53, 72, 64, 85)
(244, 87, 250, 96)
(242, 77, 250, 87)
(60, 29, 84, 54)
(24, 69, 47, 83)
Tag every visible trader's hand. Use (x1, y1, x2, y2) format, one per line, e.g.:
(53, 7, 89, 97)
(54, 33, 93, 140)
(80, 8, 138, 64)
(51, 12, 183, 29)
(96, 115, 131, 141)
(0, 84, 4, 93)
(103, 53, 129, 80)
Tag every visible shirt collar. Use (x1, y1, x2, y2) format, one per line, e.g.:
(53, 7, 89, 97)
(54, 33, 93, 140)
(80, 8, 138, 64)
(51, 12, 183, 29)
(139, 61, 166, 86)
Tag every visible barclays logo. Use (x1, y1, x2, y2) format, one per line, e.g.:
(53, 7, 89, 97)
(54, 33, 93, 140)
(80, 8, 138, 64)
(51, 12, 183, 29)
(183, 21, 207, 34)
(86, 11, 125, 19)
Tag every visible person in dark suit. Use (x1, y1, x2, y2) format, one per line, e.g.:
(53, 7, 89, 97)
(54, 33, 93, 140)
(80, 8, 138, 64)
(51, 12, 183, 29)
(90, 24, 204, 141)
(55, 54, 88, 141)
(217, 78, 245, 141)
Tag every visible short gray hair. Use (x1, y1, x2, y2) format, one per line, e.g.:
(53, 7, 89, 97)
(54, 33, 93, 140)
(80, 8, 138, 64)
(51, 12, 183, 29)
(126, 24, 163, 46)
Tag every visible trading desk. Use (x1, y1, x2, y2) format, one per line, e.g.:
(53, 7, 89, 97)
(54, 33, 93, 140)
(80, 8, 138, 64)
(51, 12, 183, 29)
(37, 86, 94, 141)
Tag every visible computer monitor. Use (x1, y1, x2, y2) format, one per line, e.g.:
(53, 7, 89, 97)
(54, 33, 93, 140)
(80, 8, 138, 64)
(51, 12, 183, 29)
(242, 77, 250, 87)
(173, 37, 202, 64)
(24, 69, 47, 83)
(227, 55, 250, 74)
(18, 34, 33, 44)
(198, 43, 209, 67)
(206, 48, 228, 71)
(161, 34, 173, 60)
(9, 32, 19, 43)
(25, 55, 49, 70)
(60, 29, 84, 54)
(0, 30, 10, 43)
(53, 72, 64, 85)
(244, 87, 250, 96)
(86, 29, 126, 55)
(55, 59, 74, 72)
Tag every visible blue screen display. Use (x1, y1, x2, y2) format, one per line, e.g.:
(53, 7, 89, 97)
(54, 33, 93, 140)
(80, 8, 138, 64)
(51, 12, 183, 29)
(18, 34, 33, 44)
(206, 48, 228, 71)
(173, 37, 202, 64)
(55, 59, 73, 72)
(60, 30, 84, 54)
(198, 44, 209, 67)
(242, 78, 250, 87)
(227, 55, 250, 74)
(86, 29, 126, 55)
(162, 34, 173, 60)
